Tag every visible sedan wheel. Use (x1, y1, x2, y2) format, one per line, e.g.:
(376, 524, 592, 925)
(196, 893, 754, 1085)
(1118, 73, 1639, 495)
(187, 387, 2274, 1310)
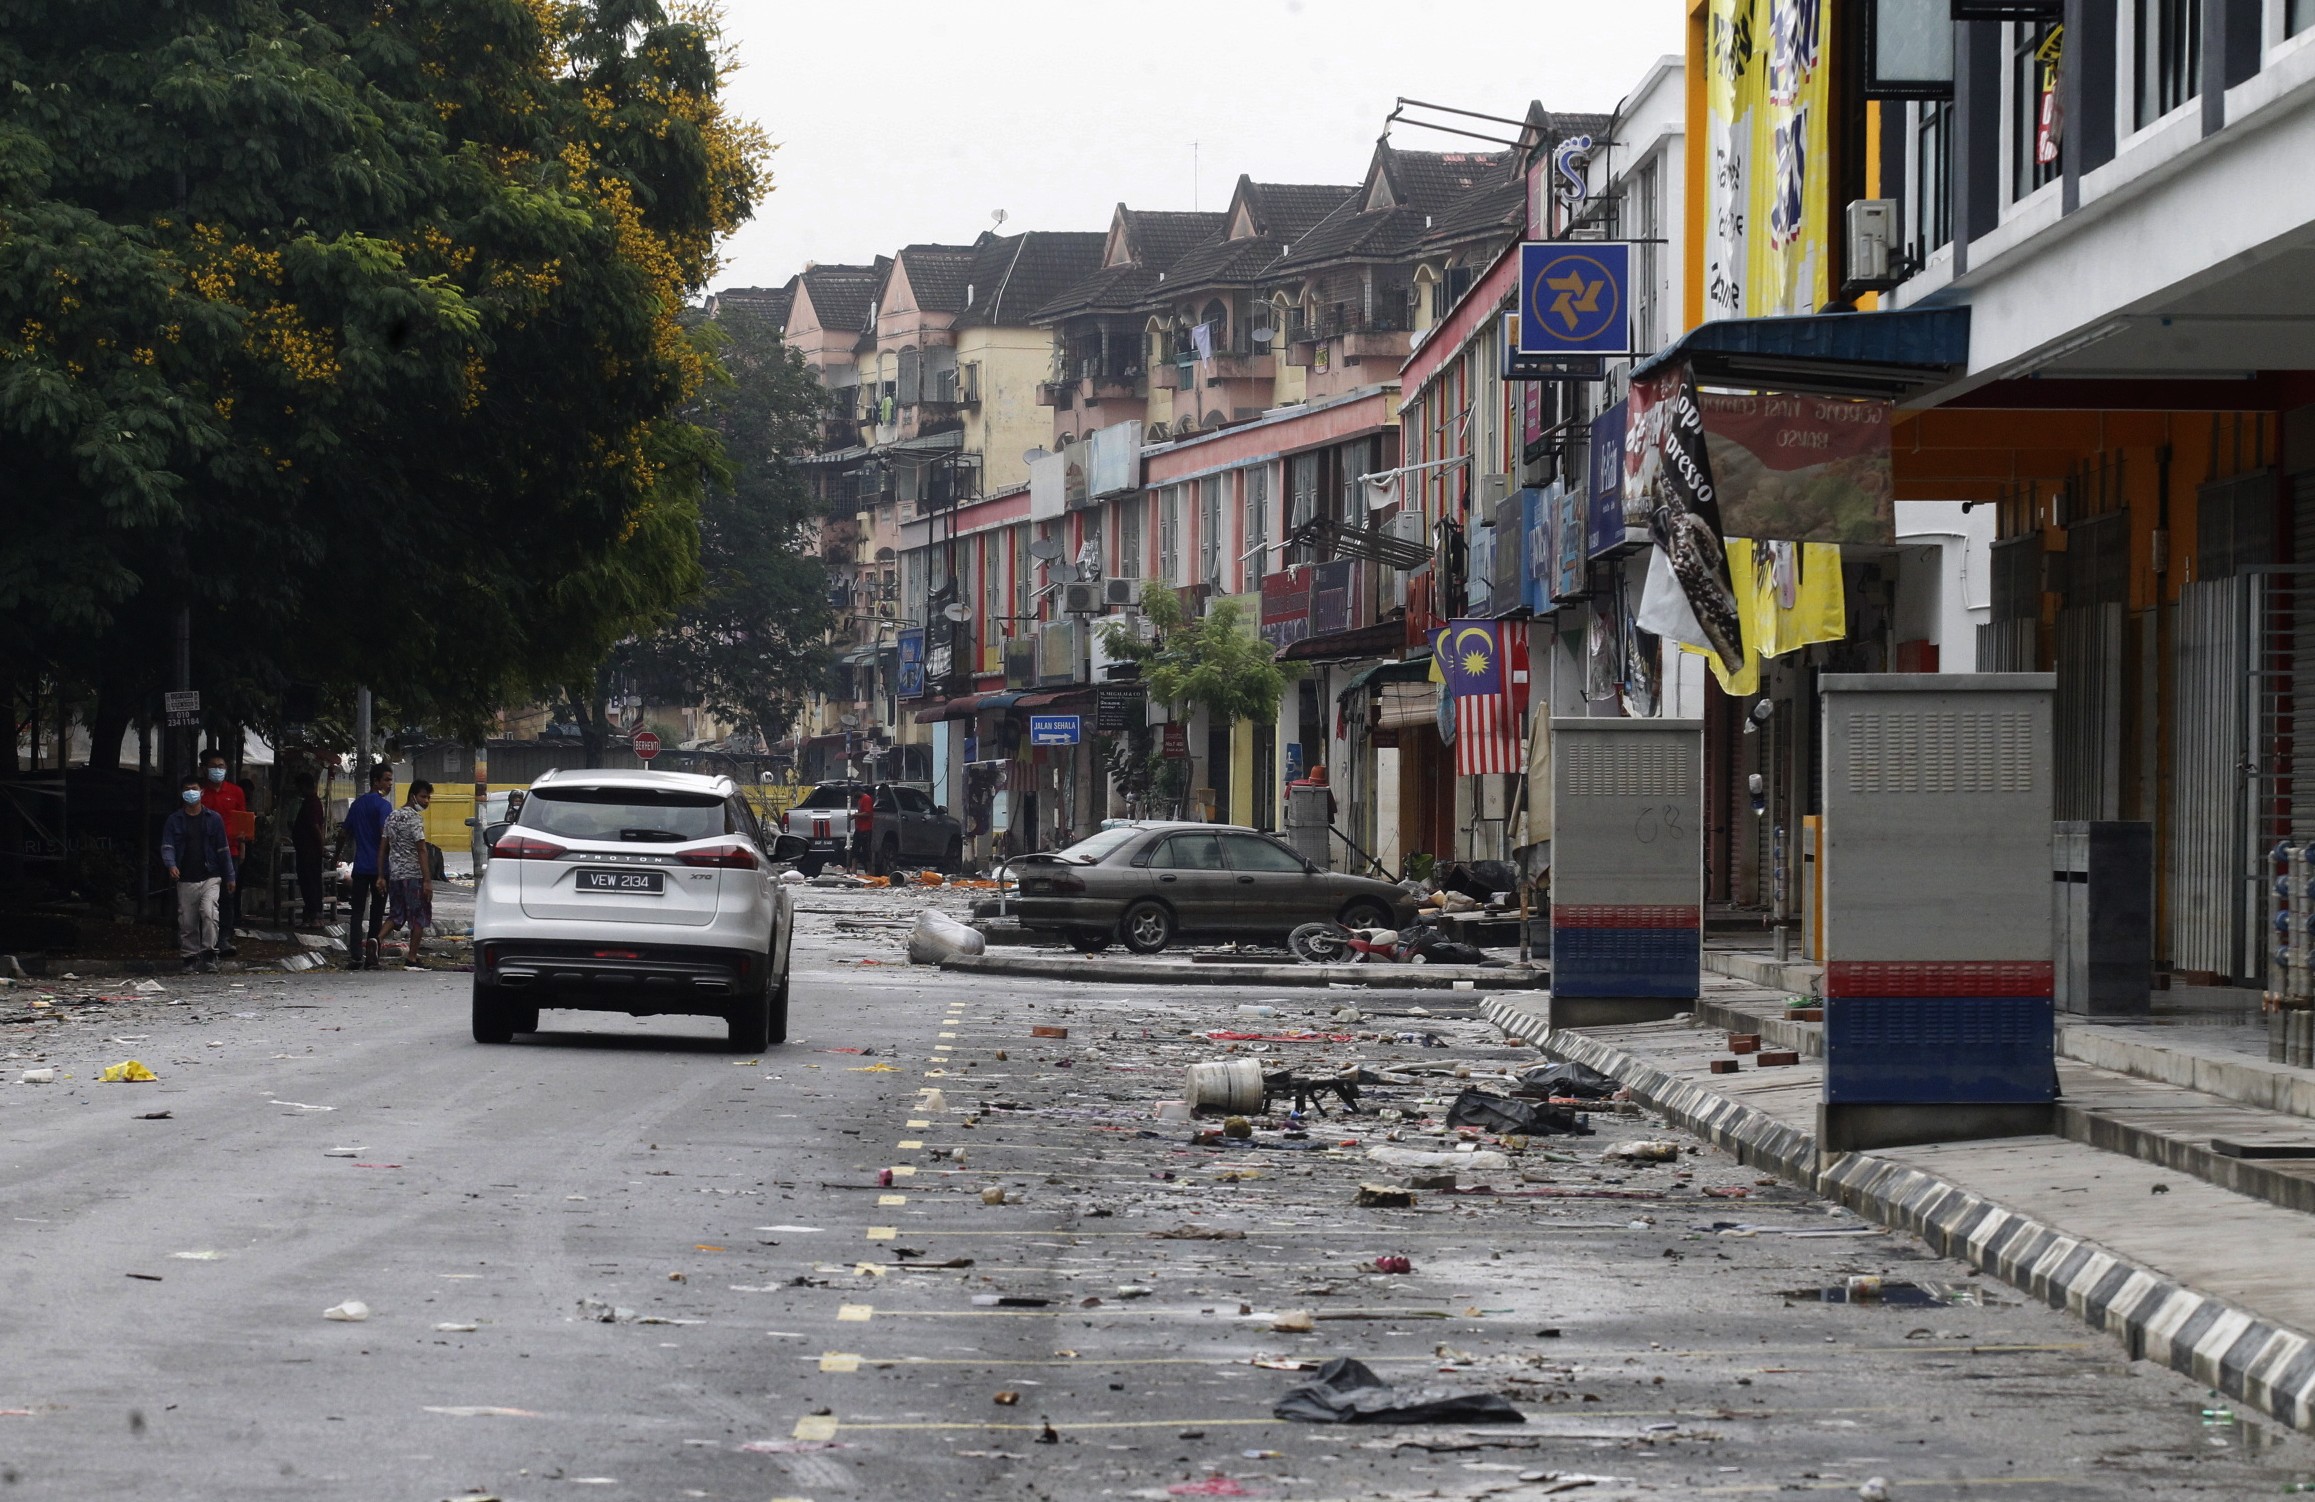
(1339, 898, 1395, 933)
(1119, 900, 1174, 955)
(1065, 929, 1113, 954)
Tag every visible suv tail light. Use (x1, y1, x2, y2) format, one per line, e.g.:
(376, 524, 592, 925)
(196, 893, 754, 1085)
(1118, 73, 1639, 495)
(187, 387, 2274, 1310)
(680, 842, 759, 870)
(491, 834, 567, 861)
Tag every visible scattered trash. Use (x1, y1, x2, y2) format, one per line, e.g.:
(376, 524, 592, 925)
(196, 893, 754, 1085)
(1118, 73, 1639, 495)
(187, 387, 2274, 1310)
(423, 1406, 541, 1419)
(577, 1297, 639, 1322)
(1443, 1088, 1588, 1138)
(1153, 1100, 1192, 1122)
(1222, 1115, 1253, 1139)
(1273, 1356, 1525, 1425)
(993, 1390, 1020, 1405)
(1037, 1421, 1060, 1444)
(134, 1110, 172, 1121)
(169, 1251, 223, 1261)
(99, 1060, 157, 1084)
(1272, 1310, 1315, 1333)
(435, 1322, 479, 1333)
(1858, 1479, 1891, 1501)
(1604, 1140, 1682, 1163)
(133, 979, 167, 994)
(981, 1186, 1007, 1205)
(1148, 1225, 1245, 1241)
(907, 910, 986, 966)
(1353, 1183, 1416, 1208)
(19, 1068, 55, 1085)
(971, 1294, 1049, 1307)
(1031, 1025, 1069, 1039)
(1371, 1255, 1413, 1274)
(323, 1301, 370, 1322)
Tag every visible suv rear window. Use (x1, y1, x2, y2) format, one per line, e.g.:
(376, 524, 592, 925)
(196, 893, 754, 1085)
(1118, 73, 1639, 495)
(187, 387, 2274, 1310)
(520, 786, 735, 844)
(796, 786, 861, 810)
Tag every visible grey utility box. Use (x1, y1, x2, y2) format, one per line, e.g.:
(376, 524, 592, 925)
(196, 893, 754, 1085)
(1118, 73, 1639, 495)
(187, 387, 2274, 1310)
(1283, 782, 1333, 867)
(1548, 718, 1703, 1026)
(1819, 673, 2056, 1153)
(2053, 821, 2153, 1016)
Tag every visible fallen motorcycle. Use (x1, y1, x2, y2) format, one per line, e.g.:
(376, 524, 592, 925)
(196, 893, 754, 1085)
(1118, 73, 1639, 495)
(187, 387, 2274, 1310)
(1286, 917, 1490, 967)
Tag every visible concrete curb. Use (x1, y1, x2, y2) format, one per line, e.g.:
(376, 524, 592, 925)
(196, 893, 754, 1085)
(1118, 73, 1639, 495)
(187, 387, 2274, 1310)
(1479, 994, 2315, 1436)
(940, 952, 1548, 990)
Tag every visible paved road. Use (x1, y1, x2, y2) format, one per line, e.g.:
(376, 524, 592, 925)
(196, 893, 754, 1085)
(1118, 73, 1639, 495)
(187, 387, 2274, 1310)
(3, 889, 2312, 1499)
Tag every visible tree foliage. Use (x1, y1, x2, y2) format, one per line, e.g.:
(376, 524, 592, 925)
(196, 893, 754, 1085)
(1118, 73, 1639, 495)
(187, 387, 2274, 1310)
(1099, 584, 1298, 729)
(0, 0, 767, 751)
(591, 307, 833, 743)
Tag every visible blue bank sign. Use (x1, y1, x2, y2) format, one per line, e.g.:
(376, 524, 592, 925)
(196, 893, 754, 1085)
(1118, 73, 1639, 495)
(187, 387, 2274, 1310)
(1028, 714, 1081, 747)
(1517, 242, 1633, 357)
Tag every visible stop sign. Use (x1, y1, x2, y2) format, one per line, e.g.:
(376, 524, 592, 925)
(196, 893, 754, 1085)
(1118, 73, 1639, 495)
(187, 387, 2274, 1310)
(632, 730, 661, 761)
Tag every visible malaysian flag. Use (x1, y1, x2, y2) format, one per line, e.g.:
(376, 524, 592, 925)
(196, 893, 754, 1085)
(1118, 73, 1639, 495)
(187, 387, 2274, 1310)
(1433, 620, 1530, 777)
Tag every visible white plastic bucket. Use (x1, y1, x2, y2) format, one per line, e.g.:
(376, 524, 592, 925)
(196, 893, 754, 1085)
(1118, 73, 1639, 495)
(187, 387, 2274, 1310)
(1185, 1058, 1265, 1115)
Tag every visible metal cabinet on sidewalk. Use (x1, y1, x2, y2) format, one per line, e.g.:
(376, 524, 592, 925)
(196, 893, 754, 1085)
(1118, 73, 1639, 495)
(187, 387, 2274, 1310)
(1819, 673, 2057, 1152)
(1548, 718, 1702, 1026)
(2053, 820, 2153, 1016)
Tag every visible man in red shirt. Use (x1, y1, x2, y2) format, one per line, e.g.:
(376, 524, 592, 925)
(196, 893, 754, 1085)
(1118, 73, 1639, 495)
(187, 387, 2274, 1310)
(200, 750, 250, 956)
(852, 787, 874, 871)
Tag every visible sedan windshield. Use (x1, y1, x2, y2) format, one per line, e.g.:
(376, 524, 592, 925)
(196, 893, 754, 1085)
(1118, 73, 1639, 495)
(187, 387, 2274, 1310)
(1052, 826, 1147, 865)
(520, 786, 731, 844)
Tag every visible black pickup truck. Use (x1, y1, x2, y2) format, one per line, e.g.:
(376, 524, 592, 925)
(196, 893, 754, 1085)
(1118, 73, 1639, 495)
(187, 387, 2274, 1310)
(782, 780, 965, 876)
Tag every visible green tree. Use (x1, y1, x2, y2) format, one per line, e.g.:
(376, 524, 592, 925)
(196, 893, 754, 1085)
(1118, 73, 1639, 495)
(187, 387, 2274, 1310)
(577, 307, 833, 753)
(1099, 583, 1297, 815)
(0, 0, 766, 758)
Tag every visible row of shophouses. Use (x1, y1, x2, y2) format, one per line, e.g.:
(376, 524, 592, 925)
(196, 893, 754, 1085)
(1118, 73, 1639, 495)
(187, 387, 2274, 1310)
(734, 1, 2315, 989)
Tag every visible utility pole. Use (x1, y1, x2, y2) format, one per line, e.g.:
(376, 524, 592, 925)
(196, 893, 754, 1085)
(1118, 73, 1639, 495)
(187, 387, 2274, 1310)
(172, 607, 192, 775)
(355, 687, 373, 776)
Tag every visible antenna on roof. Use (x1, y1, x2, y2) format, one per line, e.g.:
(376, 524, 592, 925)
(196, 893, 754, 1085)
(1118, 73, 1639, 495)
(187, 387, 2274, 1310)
(992, 209, 1008, 229)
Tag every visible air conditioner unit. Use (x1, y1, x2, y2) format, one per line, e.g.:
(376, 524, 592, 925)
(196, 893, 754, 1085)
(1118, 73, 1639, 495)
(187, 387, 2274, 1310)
(1846, 198, 1897, 286)
(1101, 576, 1138, 608)
(1061, 580, 1104, 615)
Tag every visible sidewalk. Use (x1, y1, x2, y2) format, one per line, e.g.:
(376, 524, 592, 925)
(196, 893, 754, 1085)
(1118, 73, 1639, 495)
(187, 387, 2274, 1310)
(942, 950, 1547, 989)
(1482, 973, 2315, 1435)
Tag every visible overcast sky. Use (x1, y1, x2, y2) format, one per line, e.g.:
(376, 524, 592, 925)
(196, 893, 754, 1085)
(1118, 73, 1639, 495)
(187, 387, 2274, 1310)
(708, 0, 1686, 292)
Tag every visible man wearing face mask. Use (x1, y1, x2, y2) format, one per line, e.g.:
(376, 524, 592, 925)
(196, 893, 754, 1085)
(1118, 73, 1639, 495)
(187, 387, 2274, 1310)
(199, 751, 250, 957)
(160, 774, 236, 974)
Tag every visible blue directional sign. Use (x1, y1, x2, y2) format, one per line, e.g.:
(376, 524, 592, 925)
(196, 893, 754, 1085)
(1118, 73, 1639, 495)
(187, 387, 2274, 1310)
(1517, 242, 1633, 357)
(1028, 714, 1081, 747)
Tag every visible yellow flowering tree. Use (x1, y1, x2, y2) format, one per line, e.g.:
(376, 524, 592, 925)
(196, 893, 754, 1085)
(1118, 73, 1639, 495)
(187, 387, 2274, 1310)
(0, 0, 769, 756)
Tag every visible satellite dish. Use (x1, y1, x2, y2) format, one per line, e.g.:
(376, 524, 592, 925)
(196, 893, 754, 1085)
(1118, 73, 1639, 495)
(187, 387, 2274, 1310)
(992, 209, 1009, 227)
(1251, 327, 1274, 344)
(1023, 446, 1050, 465)
(1027, 537, 1067, 563)
(942, 601, 976, 624)
(839, 713, 859, 728)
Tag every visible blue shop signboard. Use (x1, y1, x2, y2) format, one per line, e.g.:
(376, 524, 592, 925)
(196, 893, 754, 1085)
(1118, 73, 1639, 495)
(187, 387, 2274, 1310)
(1517, 242, 1633, 357)
(1520, 487, 1552, 613)
(896, 627, 926, 699)
(1586, 400, 1641, 558)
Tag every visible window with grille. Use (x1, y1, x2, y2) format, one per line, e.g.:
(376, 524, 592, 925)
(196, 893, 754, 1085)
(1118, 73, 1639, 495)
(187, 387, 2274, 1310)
(2011, 21, 2063, 200)
(1242, 468, 1270, 585)
(1118, 497, 1142, 579)
(1624, 157, 1663, 353)
(2135, 0, 2202, 129)
(1913, 100, 1953, 256)
(1200, 477, 1223, 590)
(1158, 487, 1181, 582)
(981, 538, 1002, 655)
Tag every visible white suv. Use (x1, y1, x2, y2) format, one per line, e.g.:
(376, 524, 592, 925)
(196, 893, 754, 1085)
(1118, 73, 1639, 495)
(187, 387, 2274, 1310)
(472, 769, 804, 1049)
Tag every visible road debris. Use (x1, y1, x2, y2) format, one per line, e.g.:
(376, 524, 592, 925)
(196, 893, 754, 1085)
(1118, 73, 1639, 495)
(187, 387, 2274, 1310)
(322, 1301, 370, 1322)
(98, 1060, 157, 1083)
(1273, 1356, 1524, 1425)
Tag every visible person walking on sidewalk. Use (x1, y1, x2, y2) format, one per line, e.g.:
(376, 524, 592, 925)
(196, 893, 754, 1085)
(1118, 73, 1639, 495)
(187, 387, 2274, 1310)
(199, 751, 249, 956)
(290, 771, 327, 926)
(381, 780, 435, 970)
(342, 763, 395, 970)
(160, 774, 236, 974)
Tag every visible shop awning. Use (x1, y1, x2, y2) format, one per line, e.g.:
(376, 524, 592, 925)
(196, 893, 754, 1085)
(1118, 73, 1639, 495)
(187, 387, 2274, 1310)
(1278, 620, 1408, 664)
(1631, 307, 1970, 401)
(888, 428, 965, 456)
(910, 689, 1026, 724)
(1016, 687, 1097, 709)
(802, 444, 870, 466)
(1334, 652, 1434, 705)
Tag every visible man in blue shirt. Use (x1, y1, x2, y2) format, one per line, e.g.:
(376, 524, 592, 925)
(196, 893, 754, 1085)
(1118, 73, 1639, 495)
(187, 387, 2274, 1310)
(341, 763, 397, 970)
(160, 774, 236, 974)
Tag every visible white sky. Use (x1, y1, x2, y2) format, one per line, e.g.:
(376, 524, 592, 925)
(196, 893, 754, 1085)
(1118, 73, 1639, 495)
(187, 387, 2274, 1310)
(708, 0, 1687, 292)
